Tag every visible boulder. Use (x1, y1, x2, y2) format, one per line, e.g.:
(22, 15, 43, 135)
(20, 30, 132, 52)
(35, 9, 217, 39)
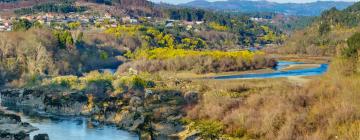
(33, 134, 50, 140)
(0, 110, 37, 140)
(129, 97, 143, 107)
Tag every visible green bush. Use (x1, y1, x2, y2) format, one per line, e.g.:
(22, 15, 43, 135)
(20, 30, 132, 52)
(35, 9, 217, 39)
(82, 71, 114, 95)
(113, 75, 154, 93)
(50, 75, 80, 89)
(344, 32, 360, 58)
(12, 19, 32, 31)
(190, 120, 224, 139)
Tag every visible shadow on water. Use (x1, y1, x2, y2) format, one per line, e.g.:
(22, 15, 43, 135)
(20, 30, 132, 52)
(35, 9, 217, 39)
(214, 61, 329, 80)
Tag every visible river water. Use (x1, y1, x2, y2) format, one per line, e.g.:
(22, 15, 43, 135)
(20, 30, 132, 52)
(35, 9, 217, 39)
(1, 105, 139, 140)
(214, 61, 329, 80)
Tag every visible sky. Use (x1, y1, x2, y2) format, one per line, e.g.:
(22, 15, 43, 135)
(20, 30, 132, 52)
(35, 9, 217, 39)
(150, 0, 359, 4)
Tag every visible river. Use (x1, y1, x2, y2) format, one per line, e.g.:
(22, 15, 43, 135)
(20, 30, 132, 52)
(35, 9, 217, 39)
(214, 61, 329, 80)
(0, 61, 328, 140)
(1, 106, 139, 140)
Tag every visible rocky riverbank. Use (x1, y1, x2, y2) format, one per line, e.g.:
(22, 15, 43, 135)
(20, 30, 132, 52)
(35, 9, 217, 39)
(0, 88, 200, 140)
(0, 108, 38, 140)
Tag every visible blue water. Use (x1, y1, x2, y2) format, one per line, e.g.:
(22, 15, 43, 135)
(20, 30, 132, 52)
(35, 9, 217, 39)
(214, 61, 329, 80)
(3, 106, 139, 140)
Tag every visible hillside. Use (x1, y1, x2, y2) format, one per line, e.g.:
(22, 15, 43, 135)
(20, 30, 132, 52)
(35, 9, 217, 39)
(180, 0, 354, 16)
(0, 0, 159, 17)
(276, 1, 360, 56)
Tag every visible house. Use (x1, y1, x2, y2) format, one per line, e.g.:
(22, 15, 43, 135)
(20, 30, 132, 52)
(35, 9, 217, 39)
(111, 24, 117, 28)
(165, 20, 176, 28)
(165, 22, 174, 28)
(129, 18, 138, 24)
(37, 20, 45, 25)
(109, 18, 117, 23)
(122, 16, 138, 24)
(4, 22, 9, 27)
(183, 21, 194, 25)
(186, 25, 193, 30)
(105, 13, 112, 19)
(122, 16, 131, 22)
(6, 26, 12, 31)
(195, 21, 204, 25)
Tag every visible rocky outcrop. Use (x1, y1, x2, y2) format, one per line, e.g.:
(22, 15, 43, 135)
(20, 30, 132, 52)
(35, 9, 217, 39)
(1, 89, 88, 116)
(0, 110, 38, 140)
(0, 88, 192, 139)
(33, 134, 49, 140)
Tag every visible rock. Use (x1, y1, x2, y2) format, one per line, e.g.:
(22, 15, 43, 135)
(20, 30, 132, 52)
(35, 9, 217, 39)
(140, 131, 152, 140)
(33, 134, 49, 140)
(129, 97, 143, 107)
(151, 121, 184, 138)
(145, 89, 153, 98)
(0, 131, 31, 140)
(0, 111, 21, 124)
(116, 110, 145, 131)
(184, 91, 199, 104)
(130, 115, 145, 131)
(0, 110, 37, 140)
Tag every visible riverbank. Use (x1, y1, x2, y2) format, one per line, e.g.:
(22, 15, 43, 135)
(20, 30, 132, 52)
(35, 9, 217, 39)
(0, 59, 331, 140)
(0, 86, 195, 140)
(0, 107, 40, 140)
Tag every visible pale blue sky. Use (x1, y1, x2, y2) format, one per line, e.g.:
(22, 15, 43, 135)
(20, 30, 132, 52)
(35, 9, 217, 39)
(150, 0, 359, 4)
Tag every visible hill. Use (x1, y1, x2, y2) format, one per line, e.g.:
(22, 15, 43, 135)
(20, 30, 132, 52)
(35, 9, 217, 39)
(276, 1, 360, 56)
(0, 0, 159, 17)
(179, 0, 354, 16)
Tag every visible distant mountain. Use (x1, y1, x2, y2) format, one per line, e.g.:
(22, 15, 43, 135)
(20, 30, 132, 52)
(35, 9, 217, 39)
(179, 0, 354, 16)
(0, 0, 159, 17)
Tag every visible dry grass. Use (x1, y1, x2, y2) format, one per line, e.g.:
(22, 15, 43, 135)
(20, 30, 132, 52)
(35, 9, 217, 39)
(180, 58, 360, 140)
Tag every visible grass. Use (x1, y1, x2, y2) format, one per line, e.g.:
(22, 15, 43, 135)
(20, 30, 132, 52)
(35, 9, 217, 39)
(157, 57, 360, 140)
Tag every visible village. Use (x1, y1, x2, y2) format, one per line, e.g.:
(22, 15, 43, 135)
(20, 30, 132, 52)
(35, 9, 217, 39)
(0, 11, 208, 32)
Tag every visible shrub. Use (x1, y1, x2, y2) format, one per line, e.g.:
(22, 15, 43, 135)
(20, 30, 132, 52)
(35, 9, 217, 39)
(50, 75, 80, 89)
(185, 58, 360, 139)
(209, 22, 229, 31)
(119, 48, 275, 74)
(131, 48, 262, 60)
(344, 32, 360, 58)
(190, 120, 224, 139)
(113, 75, 153, 93)
(12, 19, 32, 31)
(82, 71, 114, 96)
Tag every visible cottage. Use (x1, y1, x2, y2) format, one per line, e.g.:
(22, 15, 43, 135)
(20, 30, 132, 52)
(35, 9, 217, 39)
(105, 13, 112, 19)
(195, 21, 204, 25)
(165, 22, 174, 28)
(129, 18, 138, 24)
(186, 25, 193, 30)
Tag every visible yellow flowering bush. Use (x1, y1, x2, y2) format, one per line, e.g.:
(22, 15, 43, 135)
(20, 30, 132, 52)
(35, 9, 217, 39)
(133, 48, 263, 60)
(209, 22, 229, 31)
(50, 75, 81, 89)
